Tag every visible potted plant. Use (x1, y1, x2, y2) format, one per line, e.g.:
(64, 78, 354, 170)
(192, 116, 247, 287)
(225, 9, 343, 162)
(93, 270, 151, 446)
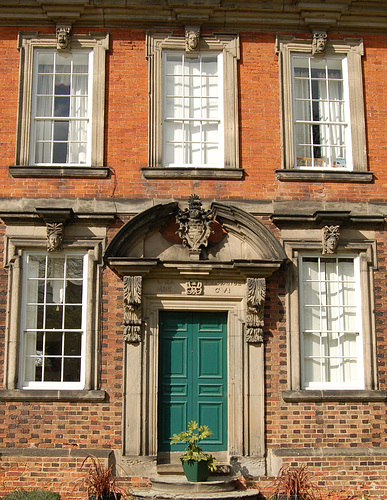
(170, 420, 217, 482)
(269, 465, 320, 500)
(78, 454, 122, 500)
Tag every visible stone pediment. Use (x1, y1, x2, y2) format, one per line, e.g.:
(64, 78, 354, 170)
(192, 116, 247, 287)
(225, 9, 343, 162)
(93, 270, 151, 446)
(105, 200, 286, 278)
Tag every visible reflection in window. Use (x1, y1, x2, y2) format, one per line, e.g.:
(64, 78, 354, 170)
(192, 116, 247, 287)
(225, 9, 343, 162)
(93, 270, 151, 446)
(22, 252, 86, 387)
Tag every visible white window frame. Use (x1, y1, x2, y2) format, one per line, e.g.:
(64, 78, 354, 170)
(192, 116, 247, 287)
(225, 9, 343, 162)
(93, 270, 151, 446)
(162, 50, 224, 169)
(29, 49, 93, 167)
(291, 54, 352, 171)
(276, 36, 367, 175)
(146, 32, 240, 173)
(1, 225, 106, 399)
(19, 251, 88, 390)
(299, 254, 364, 390)
(283, 236, 377, 395)
(16, 31, 109, 170)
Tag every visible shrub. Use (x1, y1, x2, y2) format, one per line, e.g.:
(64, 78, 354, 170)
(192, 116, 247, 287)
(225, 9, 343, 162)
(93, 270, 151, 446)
(4, 489, 60, 500)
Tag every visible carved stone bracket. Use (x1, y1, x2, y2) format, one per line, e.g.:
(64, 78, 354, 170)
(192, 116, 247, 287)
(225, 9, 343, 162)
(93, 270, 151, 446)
(246, 278, 266, 343)
(123, 276, 142, 343)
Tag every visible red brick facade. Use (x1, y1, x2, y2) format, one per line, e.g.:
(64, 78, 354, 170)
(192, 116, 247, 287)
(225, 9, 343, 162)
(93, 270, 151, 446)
(0, 3, 387, 499)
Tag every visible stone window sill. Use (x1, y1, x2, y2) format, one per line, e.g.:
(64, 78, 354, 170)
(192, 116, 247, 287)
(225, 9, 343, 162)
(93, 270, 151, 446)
(0, 389, 106, 401)
(282, 390, 386, 402)
(9, 166, 110, 179)
(142, 167, 244, 180)
(275, 169, 374, 183)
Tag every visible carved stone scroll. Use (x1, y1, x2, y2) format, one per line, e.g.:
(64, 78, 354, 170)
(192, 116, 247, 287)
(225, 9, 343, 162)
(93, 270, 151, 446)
(123, 276, 142, 343)
(176, 195, 213, 260)
(246, 278, 266, 343)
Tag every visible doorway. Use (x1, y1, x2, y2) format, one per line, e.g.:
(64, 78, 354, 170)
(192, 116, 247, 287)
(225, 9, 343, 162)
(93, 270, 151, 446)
(158, 311, 228, 452)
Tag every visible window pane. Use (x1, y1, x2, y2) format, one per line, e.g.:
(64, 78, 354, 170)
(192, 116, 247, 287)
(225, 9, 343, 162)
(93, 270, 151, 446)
(66, 280, 83, 304)
(64, 332, 82, 356)
(45, 305, 63, 329)
(36, 96, 52, 117)
(37, 52, 54, 73)
(44, 358, 62, 381)
(55, 74, 70, 95)
(53, 142, 68, 163)
(73, 53, 89, 73)
(54, 96, 70, 117)
(64, 358, 81, 382)
(55, 53, 71, 73)
(35, 142, 51, 164)
(54, 121, 69, 141)
(64, 305, 82, 329)
(37, 74, 53, 95)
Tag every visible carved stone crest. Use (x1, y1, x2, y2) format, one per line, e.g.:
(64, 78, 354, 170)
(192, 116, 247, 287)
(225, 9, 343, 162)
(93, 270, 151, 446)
(176, 195, 213, 260)
(47, 222, 63, 252)
(322, 225, 340, 254)
(186, 281, 203, 295)
(123, 276, 142, 343)
(246, 278, 266, 343)
(56, 24, 72, 51)
(185, 26, 200, 54)
(312, 31, 328, 55)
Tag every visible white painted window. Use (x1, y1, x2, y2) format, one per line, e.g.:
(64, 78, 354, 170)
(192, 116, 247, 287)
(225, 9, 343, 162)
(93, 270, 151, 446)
(292, 55, 351, 170)
(20, 252, 87, 389)
(300, 255, 363, 389)
(30, 49, 93, 166)
(162, 51, 223, 168)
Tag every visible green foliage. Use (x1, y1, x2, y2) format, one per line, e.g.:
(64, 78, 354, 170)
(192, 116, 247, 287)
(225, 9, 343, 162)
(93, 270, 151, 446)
(4, 489, 60, 500)
(170, 420, 217, 472)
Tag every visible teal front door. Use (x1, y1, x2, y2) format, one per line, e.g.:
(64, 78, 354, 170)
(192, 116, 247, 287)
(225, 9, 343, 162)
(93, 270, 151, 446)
(158, 311, 227, 452)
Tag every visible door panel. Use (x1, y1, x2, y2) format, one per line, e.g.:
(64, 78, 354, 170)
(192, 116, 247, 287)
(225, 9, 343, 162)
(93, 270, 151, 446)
(158, 311, 227, 452)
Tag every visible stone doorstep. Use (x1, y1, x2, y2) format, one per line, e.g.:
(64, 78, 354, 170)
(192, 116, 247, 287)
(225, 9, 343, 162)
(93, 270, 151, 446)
(150, 475, 237, 493)
(129, 475, 260, 500)
(129, 489, 259, 500)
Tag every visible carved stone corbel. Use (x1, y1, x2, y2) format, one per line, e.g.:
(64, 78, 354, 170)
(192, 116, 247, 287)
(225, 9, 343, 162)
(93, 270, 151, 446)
(185, 26, 200, 55)
(56, 24, 72, 51)
(312, 31, 328, 55)
(47, 222, 63, 252)
(322, 225, 340, 254)
(123, 276, 142, 343)
(246, 278, 266, 343)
